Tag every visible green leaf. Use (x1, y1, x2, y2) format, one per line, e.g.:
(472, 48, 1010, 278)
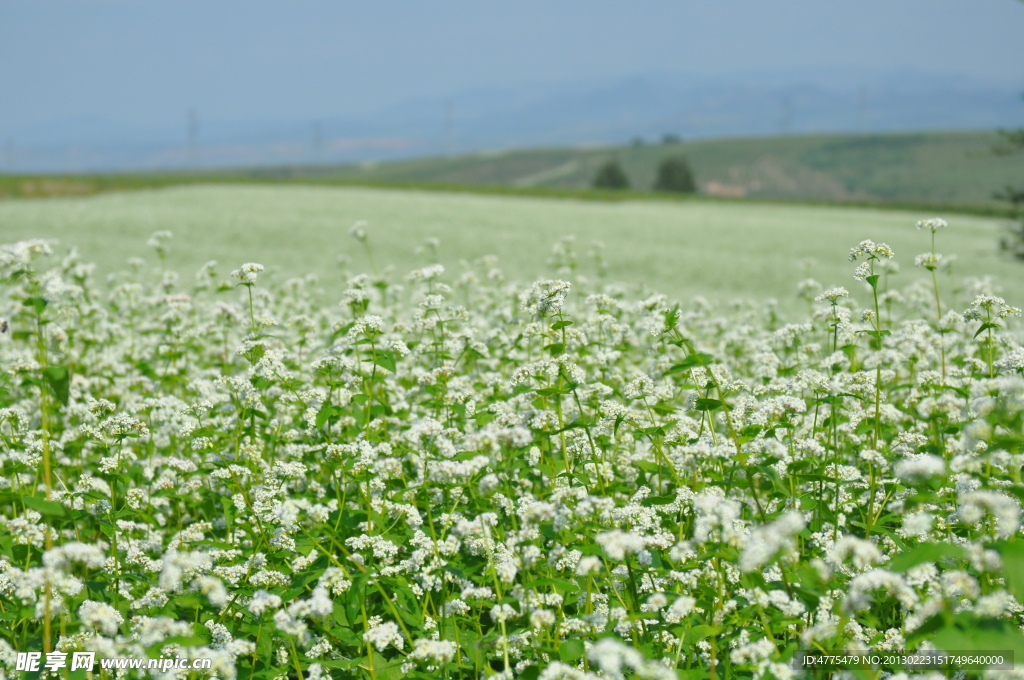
(642, 495, 677, 506)
(250, 376, 273, 389)
(905, 614, 946, 645)
(888, 542, 966, 572)
(370, 651, 406, 680)
(345, 576, 365, 625)
(550, 320, 574, 330)
(613, 413, 624, 437)
(315, 400, 333, 430)
(558, 639, 585, 663)
(22, 296, 48, 314)
(393, 582, 424, 628)
(22, 495, 71, 519)
(42, 365, 70, 406)
(865, 274, 880, 289)
(544, 342, 566, 356)
(528, 578, 580, 594)
(147, 635, 209, 656)
(931, 615, 1024, 660)
(173, 594, 203, 609)
(974, 321, 1001, 339)
(668, 353, 715, 373)
(373, 351, 396, 373)
(663, 305, 680, 331)
(517, 667, 541, 680)
(673, 624, 715, 645)
(318, 658, 360, 670)
(693, 398, 722, 412)
(993, 541, 1024, 604)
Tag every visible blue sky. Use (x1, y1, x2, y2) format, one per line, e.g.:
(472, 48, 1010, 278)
(2, 0, 1023, 133)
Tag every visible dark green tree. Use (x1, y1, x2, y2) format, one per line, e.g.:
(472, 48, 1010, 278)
(592, 160, 630, 190)
(652, 155, 696, 193)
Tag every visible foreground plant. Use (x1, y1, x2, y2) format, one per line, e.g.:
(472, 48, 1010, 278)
(0, 219, 1023, 680)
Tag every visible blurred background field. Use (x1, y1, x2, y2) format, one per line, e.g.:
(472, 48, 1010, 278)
(2, 183, 1019, 312)
(2, 1, 1023, 312)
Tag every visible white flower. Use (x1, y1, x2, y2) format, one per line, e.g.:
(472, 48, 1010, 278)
(916, 218, 948, 232)
(845, 569, 918, 612)
(996, 347, 1024, 372)
(42, 542, 106, 570)
(79, 600, 123, 636)
(349, 220, 368, 241)
(248, 590, 283, 615)
(827, 535, 883, 571)
(363, 621, 404, 651)
(407, 264, 445, 281)
(595, 530, 646, 561)
(663, 595, 696, 624)
(894, 454, 946, 483)
(964, 295, 1021, 321)
(147, 230, 173, 255)
(576, 555, 603, 576)
(902, 511, 933, 537)
(520, 279, 572, 317)
(490, 603, 518, 623)
(408, 638, 456, 668)
(815, 287, 849, 304)
(231, 262, 264, 284)
(849, 239, 895, 261)
(958, 490, 1021, 538)
(692, 489, 742, 545)
(588, 638, 675, 680)
(739, 511, 806, 573)
(530, 609, 556, 629)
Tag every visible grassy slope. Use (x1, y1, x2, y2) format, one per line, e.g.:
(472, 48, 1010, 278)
(1, 184, 1020, 312)
(283, 131, 1024, 207)
(1, 131, 1021, 213)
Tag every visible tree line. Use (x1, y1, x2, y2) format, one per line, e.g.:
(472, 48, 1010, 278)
(592, 156, 696, 193)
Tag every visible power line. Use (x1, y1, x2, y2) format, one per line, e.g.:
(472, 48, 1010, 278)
(187, 109, 199, 166)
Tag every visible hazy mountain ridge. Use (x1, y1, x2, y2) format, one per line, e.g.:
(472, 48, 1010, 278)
(3, 68, 1021, 172)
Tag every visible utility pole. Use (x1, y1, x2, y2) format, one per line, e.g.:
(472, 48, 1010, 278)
(780, 94, 793, 135)
(444, 99, 454, 156)
(312, 120, 323, 165)
(857, 84, 867, 133)
(187, 109, 199, 166)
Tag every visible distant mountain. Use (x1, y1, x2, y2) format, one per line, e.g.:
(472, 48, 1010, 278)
(2, 68, 1021, 173)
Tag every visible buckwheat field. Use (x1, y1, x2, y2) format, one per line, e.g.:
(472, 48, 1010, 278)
(2, 217, 1024, 680)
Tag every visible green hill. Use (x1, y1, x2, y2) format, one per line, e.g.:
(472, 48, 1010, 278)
(1, 131, 1021, 213)
(261, 130, 1024, 208)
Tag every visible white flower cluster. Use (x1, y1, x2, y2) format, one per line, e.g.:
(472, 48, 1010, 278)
(230, 262, 265, 284)
(0, 221, 1021, 678)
